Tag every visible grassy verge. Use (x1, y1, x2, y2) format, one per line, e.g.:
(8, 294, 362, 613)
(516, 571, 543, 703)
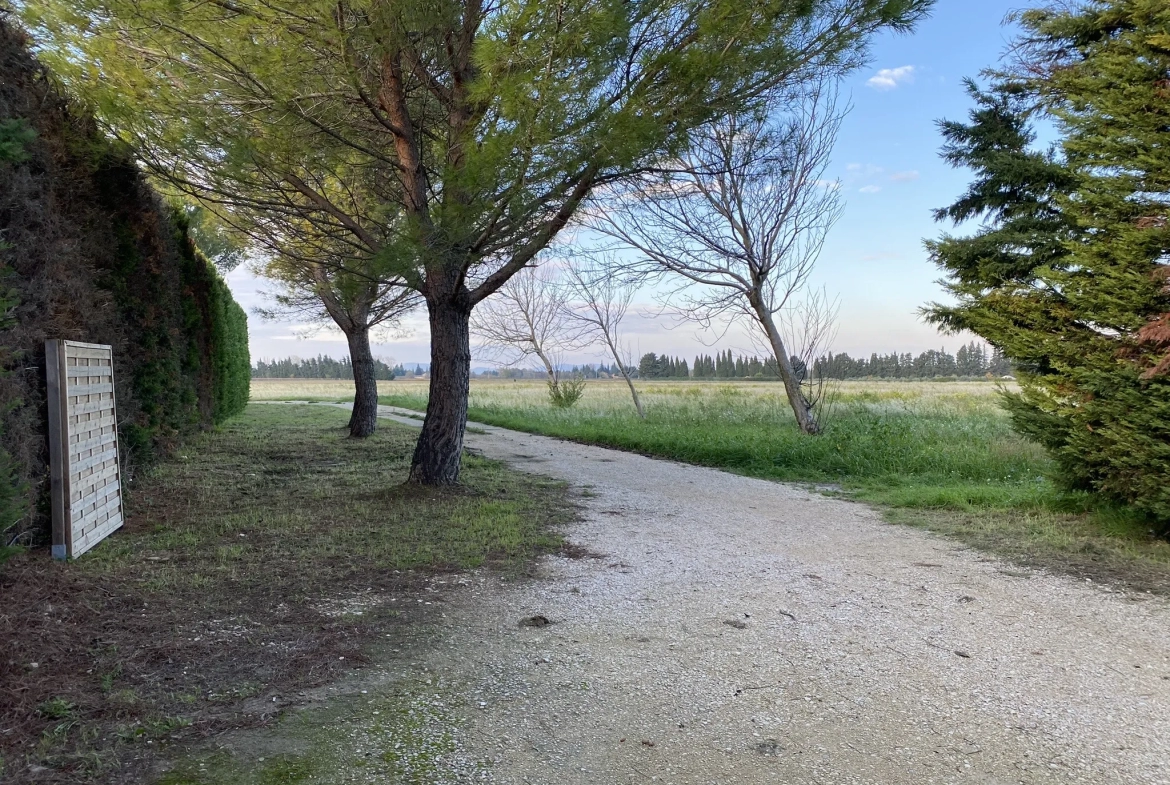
(249, 378, 385, 403)
(157, 675, 477, 785)
(379, 380, 1170, 592)
(0, 404, 574, 784)
(381, 382, 1052, 505)
(889, 507, 1170, 594)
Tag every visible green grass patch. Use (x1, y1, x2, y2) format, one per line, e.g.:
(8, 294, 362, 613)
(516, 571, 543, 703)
(889, 506, 1170, 594)
(381, 380, 1170, 591)
(381, 384, 1050, 508)
(157, 678, 479, 785)
(0, 404, 574, 781)
(87, 403, 570, 578)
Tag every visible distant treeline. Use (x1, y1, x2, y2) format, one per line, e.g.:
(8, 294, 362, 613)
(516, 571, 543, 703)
(563, 363, 627, 379)
(639, 351, 782, 379)
(483, 363, 629, 379)
(260, 343, 1011, 382)
(252, 355, 401, 380)
(639, 353, 692, 378)
(641, 350, 792, 379)
(633, 342, 1011, 380)
(814, 342, 1012, 379)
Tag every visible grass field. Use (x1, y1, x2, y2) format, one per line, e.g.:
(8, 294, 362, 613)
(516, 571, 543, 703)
(369, 377, 1169, 592)
(250, 377, 399, 401)
(0, 404, 574, 783)
(374, 378, 1048, 506)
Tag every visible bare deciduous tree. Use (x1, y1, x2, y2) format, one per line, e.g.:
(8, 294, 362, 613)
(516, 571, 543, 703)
(471, 265, 581, 404)
(589, 84, 845, 434)
(564, 256, 646, 419)
(775, 286, 840, 419)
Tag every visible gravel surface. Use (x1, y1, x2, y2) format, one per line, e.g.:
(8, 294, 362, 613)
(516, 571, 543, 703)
(326, 404, 1170, 784)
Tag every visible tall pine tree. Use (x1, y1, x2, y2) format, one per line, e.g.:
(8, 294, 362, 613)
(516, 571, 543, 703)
(927, 0, 1170, 523)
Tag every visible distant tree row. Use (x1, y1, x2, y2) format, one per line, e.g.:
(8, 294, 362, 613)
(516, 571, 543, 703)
(481, 363, 632, 380)
(638, 353, 690, 379)
(566, 363, 630, 379)
(258, 343, 1009, 382)
(691, 350, 782, 379)
(252, 355, 398, 380)
(814, 342, 1012, 379)
(625, 342, 1011, 380)
(641, 351, 786, 379)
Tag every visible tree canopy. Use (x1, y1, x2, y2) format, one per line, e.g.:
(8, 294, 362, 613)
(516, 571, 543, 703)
(927, 0, 1170, 523)
(24, 0, 933, 482)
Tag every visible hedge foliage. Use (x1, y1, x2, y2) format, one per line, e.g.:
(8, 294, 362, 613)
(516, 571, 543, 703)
(204, 254, 251, 423)
(928, 0, 1170, 526)
(0, 16, 250, 547)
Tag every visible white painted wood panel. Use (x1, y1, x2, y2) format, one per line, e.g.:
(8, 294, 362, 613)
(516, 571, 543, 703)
(47, 341, 124, 559)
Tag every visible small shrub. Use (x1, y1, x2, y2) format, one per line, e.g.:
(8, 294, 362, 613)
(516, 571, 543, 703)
(548, 376, 585, 408)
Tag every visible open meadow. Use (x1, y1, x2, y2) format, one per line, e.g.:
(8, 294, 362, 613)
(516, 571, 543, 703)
(292, 374, 1170, 592)
(375, 377, 1051, 508)
(250, 378, 400, 401)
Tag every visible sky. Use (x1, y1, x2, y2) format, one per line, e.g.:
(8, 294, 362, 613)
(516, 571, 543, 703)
(228, 0, 1027, 369)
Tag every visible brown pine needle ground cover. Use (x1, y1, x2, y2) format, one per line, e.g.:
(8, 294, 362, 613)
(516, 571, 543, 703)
(0, 404, 575, 784)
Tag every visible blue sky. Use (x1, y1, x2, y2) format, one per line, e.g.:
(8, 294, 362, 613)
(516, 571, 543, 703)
(229, 0, 1027, 367)
(811, 0, 1023, 357)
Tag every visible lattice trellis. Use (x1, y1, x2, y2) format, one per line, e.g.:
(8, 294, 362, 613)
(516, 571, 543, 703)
(46, 340, 124, 559)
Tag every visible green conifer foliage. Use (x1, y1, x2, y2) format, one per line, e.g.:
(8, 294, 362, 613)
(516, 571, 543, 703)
(927, 0, 1170, 523)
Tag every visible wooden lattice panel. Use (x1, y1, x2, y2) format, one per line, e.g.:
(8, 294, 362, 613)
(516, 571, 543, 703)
(46, 340, 124, 559)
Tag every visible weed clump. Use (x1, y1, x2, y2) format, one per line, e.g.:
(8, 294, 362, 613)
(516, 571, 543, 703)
(548, 376, 586, 408)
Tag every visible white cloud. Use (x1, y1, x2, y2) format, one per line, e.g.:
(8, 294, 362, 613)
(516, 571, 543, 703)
(890, 170, 920, 182)
(866, 65, 916, 91)
(859, 185, 882, 194)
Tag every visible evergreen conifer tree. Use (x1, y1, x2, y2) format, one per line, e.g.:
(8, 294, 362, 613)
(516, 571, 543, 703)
(927, 0, 1170, 522)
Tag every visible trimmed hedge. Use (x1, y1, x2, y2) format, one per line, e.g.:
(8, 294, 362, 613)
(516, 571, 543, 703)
(208, 266, 251, 423)
(0, 17, 250, 548)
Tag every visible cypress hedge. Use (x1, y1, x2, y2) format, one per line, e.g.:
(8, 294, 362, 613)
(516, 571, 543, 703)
(0, 16, 250, 550)
(928, 0, 1170, 526)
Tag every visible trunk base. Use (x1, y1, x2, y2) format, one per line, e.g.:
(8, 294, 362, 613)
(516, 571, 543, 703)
(409, 298, 471, 485)
(347, 327, 379, 438)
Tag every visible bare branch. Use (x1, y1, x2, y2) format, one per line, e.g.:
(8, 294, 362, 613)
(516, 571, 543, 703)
(562, 251, 646, 418)
(470, 264, 583, 384)
(585, 80, 846, 433)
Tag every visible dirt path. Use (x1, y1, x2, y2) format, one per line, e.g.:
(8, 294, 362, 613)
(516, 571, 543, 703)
(344, 404, 1170, 783)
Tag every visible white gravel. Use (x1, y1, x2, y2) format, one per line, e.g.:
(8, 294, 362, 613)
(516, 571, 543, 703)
(245, 402, 1169, 784)
(365, 405, 1170, 785)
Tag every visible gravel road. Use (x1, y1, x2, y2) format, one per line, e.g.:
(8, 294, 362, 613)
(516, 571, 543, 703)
(366, 405, 1170, 783)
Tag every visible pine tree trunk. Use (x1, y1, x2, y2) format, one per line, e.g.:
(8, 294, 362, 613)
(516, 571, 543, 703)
(755, 306, 820, 435)
(346, 325, 379, 438)
(409, 297, 471, 485)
